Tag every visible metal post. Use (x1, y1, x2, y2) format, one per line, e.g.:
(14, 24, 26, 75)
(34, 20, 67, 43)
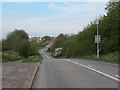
(97, 25, 99, 58)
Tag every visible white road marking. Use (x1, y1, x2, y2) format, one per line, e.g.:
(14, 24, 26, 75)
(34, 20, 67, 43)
(41, 49, 50, 59)
(74, 61, 77, 63)
(71, 61, 74, 63)
(87, 65, 91, 67)
(115, 75, 120, 78)
(66, 59, 70, 61)
(66, 60, 120, 82)
(40, 51, 119, 81)
(66, 59, 69, 61)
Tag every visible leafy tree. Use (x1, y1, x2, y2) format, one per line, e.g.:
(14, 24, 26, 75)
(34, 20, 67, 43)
(51, 33, 70, 53)
(18, 39, 30, 58)
(28, 42, 40, 56)
(42, 36, 52, 41)
(4, 29, 30, 57)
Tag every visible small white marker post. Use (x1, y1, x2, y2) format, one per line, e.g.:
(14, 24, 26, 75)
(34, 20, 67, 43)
(95, 19, 100, 58)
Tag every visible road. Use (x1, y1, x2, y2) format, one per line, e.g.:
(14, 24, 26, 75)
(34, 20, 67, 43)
(32, 48, 119, 88)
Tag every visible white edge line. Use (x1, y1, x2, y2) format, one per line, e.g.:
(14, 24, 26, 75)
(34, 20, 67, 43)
(66, 60, 120, 82)
(115, 75, 120, 78)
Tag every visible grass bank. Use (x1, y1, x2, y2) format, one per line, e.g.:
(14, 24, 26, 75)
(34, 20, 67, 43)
(2, 53, 43, 63)
(22, 55, 43, 63)
(1, 45, 45, 62)
(2, 54, 23, 62)
(77, 52, 118, 64)
(54, 52, 119, 64)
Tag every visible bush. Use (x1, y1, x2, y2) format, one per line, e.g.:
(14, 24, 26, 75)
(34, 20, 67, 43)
(2, 50, 19, 56)
(2, 54, 23, 62)
(28, 42, 40, 56)
(2, 46, 11, 52)
(18, 39, 30, 58)
(22, 55, 43, 62)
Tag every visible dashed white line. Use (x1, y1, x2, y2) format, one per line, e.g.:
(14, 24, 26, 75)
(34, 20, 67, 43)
(66, 60, 120, 82)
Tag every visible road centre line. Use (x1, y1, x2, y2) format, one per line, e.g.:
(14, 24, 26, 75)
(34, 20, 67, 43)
(41, 49, 50, 59)
(66, 60, 120, 82)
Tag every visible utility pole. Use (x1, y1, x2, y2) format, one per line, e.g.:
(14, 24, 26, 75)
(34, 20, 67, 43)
(95, 19, 100, 59)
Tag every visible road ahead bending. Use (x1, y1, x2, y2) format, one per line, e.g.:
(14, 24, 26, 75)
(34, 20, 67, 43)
(32, 48, 119, 88)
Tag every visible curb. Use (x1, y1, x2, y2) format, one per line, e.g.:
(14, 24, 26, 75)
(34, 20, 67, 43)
(29, 62, 40, 89)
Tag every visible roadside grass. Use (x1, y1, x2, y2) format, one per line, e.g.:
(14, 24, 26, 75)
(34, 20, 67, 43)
(22, 55, 43, 63)
(1, 54, 43, 62)
(53, 52, 119, 64)
(77, 52, 118, 64)
(2, 54, 23, 62)
(1, 45, 44, 62)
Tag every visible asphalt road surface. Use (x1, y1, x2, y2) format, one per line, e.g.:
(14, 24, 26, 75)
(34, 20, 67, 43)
(32, 48, 119, 88)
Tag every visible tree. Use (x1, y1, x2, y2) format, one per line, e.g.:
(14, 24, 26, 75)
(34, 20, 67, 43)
(18, 39, 30, 58)
(28, 42, 40, 56)
(51, 33, 69, 53)
(5, 29, 30, 57)
(42, 36, 51, 41)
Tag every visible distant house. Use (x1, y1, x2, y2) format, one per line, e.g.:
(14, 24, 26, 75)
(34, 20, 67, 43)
(43, 41, 54, 45)
(29, 37, 43, 42)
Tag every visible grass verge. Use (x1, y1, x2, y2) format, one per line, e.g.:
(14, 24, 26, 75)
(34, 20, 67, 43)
(2, 54, 23, 62)
(53, 52, 119, 64)
(78, 52, 118, 64)
(22, 55, 43, 63)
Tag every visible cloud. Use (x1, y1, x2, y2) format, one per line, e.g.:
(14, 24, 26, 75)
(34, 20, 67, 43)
(2, 2, 107, 39)
(48, 2, 106, 17)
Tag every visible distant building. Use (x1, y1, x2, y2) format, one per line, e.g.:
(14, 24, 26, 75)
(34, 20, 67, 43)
(43, 41, 54, 45)
(29, 37, 43, 42)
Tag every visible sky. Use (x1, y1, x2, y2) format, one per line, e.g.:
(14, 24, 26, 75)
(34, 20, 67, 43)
(1, 1, 109, 39)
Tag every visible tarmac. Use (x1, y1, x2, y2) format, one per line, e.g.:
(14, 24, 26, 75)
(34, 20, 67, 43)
(2, 60, 39, 88)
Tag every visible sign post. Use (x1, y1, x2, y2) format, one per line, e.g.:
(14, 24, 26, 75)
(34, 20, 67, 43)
(95, 19, 100, 58)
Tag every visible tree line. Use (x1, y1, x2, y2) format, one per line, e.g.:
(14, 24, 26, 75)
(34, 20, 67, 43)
(51, 1, 119, 58)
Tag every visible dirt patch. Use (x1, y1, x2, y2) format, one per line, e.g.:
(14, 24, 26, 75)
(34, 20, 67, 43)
(2, 61, 39, 88)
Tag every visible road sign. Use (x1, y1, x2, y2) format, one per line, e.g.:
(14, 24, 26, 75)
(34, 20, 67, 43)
(95, 35, 101, 43)
(95, 19, 99, 24)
